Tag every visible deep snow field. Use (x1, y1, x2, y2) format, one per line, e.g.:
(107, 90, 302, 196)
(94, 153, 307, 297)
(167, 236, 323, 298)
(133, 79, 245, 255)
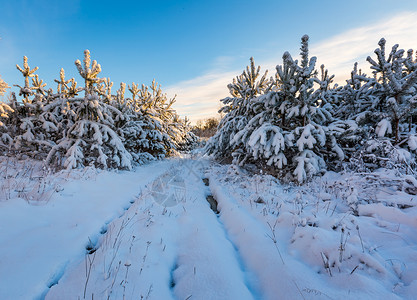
(0, 155, 416, 300)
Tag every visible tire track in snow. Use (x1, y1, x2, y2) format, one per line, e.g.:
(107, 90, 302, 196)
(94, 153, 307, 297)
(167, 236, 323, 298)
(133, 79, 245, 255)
(204, 176, 263, 299)
(207, 169, 409, 300)
(213, 207, 262, 299)
(208, 174, 378, 300)
(169, 159, 257, 300)
(207, 175, 306, 300)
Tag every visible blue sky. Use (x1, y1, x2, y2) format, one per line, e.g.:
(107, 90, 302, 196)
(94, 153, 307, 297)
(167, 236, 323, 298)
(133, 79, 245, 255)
(1, 0, 417, 122)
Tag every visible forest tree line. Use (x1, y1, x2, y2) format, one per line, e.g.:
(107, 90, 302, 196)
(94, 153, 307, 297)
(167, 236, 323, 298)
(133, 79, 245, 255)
(205, 35, 417, 182)
(0, 50, 198, 170)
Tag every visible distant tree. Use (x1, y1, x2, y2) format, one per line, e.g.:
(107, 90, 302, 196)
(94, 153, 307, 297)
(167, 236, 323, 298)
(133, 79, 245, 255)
(193, 117, 219, 138)
(194, 119, 204, 136)
(204, 118, 219, 131)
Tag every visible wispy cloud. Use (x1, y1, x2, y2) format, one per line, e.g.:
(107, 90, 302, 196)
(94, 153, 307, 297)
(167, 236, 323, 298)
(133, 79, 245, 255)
(166, 70, 239, 122)
(169, 11, 417, 123)
(311, 11, 417, 83)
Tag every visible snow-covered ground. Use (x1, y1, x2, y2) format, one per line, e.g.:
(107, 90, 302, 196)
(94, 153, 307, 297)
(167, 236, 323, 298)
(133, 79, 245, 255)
(0, 157, 174, 299)
(0, 156, 416, 299)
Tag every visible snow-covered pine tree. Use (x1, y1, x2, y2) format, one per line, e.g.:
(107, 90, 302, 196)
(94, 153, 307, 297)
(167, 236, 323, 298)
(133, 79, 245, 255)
(366, 38, 417, 142)
(175, 116, 200, 151)
(54, 68, 73, 96)
(0, 75, 11, 127)
(47, 50, 132, 170)
(205, 57, 271, 162)
(122, 80, 176, 162)
(16, 74, 59, 159)
(100, 80, 154, 164)
(0, 77, 13, 151)
(1, 49, 193, 168)
(140, 80, 198, 154)
(46, 68, 80, 124)
(166, 113, 200, 152)
(337, 39, 417, 171)
(156, 94, 183, 152)
(214, 35, 345, 182)
(335, 62, 367, 121)
(0, 76, 9, 97)
(342, 39, 417, 142)
(4, 57, 61, 159)
(0, 92, 18, 151)
(14, 56, 39, 104)
(0, 103, 14, 148)
(41, 68, 81, 148)
(98, 77, 113, 104)
(0, 101, 12, 127)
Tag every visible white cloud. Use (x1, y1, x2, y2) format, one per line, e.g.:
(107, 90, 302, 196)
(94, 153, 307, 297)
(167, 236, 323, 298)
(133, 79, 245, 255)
(311, 11, 417, 84)
(166, 71, 238, 123)
(168, 11, 417, 123)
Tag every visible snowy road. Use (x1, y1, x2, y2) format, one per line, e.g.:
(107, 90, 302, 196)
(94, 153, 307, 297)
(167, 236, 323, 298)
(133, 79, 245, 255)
(1, 157, 415, 299)
(46, 158, 261, 299)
